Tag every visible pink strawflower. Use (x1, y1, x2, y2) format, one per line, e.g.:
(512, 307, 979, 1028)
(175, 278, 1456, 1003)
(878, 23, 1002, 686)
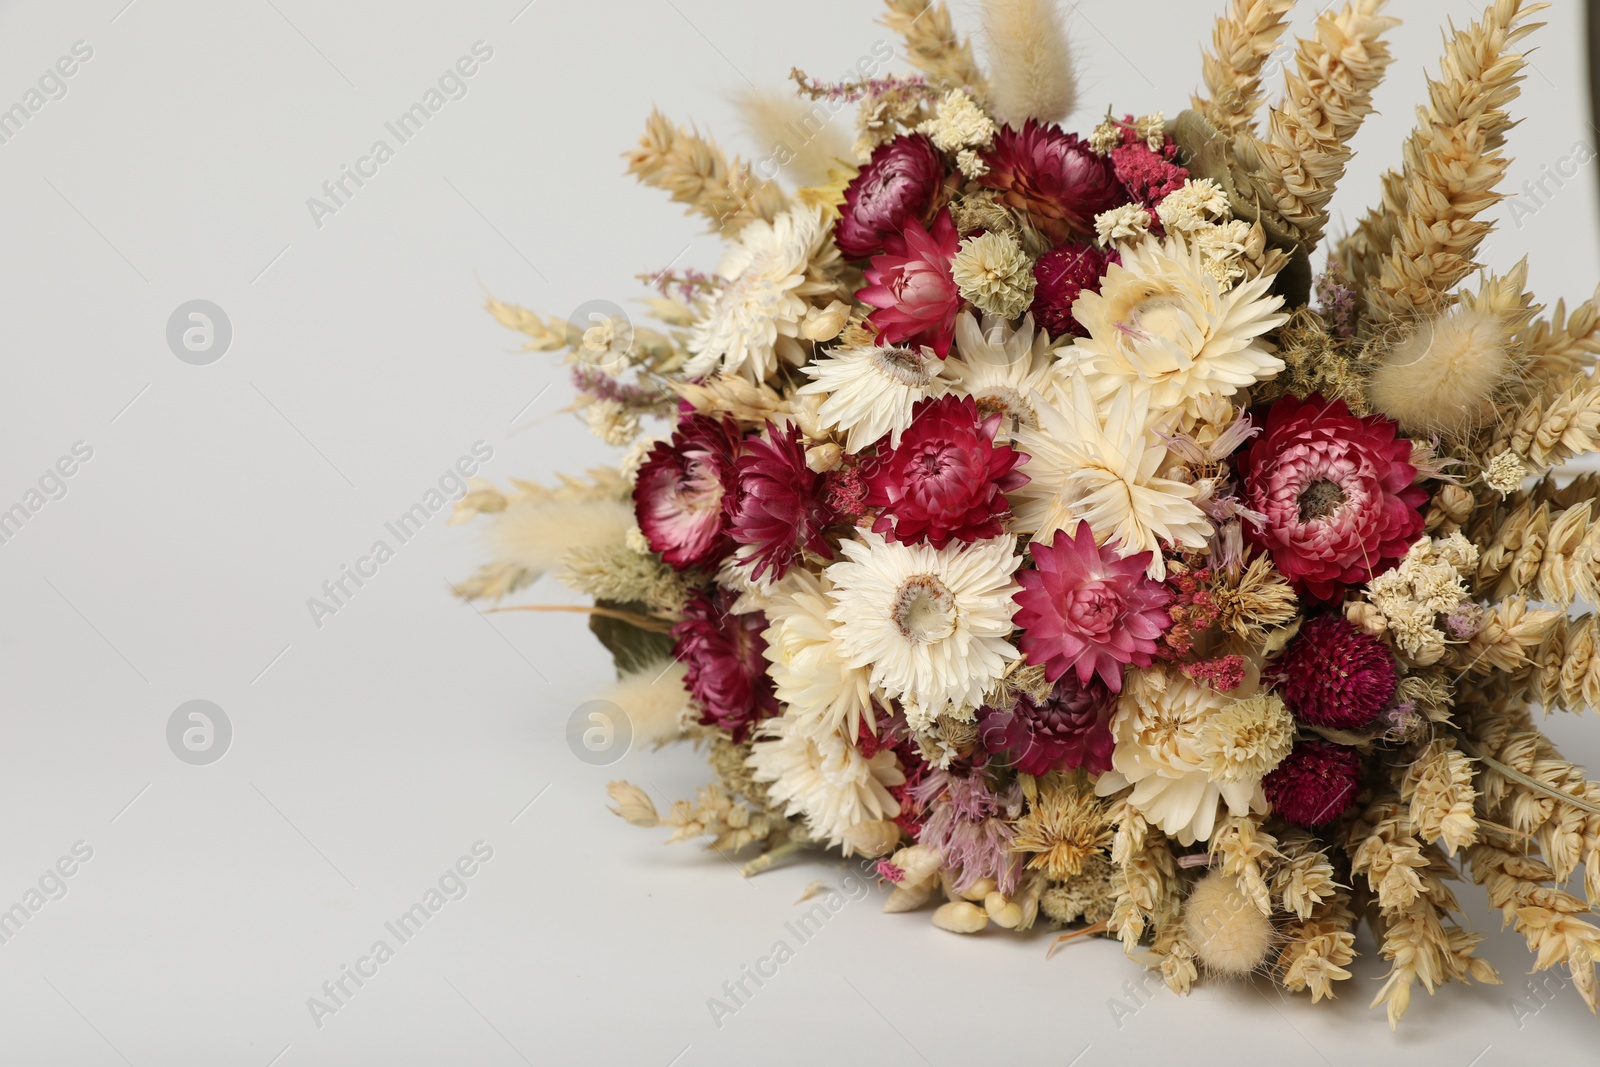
(672, 590, 776, 742)
(979, 121, 1124, 244)
(728, 422, 839, 580)
(1268, 615, 1396, 729)
(858, 208, 964, 356)
(1013, 521, 1172, 693)
(1239, 394, 1427, 601)
(1263, 739, 1363, 827)
(1030, 243, 1115, 338)
(978, 676, 1114, 775)
(862, 394, 1027, 548)
(633, 415, 742, 570)
(836, 134, 945, 259)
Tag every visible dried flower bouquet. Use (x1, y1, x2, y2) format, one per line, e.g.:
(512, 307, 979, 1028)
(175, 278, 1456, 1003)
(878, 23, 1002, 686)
(457, 0, 1600, 1027)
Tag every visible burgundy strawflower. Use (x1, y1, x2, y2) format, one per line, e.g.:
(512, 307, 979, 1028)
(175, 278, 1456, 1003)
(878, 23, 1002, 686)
(835, 134, 945, 259)
(633, 415, 742, 570)
(672, 590, 776, 742)
(858, 208, 964, 356)
(862, 394, 1028, 548)
(979, 121, 1125, 244)
(1263, 739, 1364, 827)
(1030, 243, 1115, 338)
(1270, 615, 1397, 729)
(1239, 394, 1428, 601)
(978, 677, 1114, 775)
(1012, 521, 1173, 693)
(728, 422, 839, 580)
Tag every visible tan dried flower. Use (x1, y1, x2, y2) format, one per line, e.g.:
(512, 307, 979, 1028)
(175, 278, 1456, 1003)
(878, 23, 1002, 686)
(1011, 774, 1112, 882)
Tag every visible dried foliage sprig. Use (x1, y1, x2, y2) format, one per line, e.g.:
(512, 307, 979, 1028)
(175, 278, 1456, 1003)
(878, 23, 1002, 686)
(879, 0, 987, 96)
(625, 108, 788, 235)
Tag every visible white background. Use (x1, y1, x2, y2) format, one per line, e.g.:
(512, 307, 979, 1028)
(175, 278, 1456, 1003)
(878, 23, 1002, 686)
(0, 0, 1597, 1063)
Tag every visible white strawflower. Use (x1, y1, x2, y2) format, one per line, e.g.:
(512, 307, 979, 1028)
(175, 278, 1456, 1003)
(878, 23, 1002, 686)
(952, 231, 1036, 319)
(1154, 178, 1230, 234)
(1093, 668, 1269, 846)
(825, 531, 1022, 727)
(1012, 374, 1211, 579)
(798, 344, 947, 453)
(687, 205, 828, 381)
(1059, 234, 1288, 411)
(762, 568, 876, 740)
(1094, 204, 1152, 246)
(944, 311, 1063, 442)
(748, 711, 904, 854)
(916, 88, 997, 154)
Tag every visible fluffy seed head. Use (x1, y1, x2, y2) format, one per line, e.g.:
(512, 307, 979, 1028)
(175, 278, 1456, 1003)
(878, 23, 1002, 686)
(1182, 870, 1275, 977)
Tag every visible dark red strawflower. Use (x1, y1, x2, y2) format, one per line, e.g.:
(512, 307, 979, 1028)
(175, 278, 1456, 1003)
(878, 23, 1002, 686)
(1263, 739, 1364, 827)
(836, 134, 945, 259)
(858, 208, 964, 356)
(978, 677, 1114, 775)
(1270, 615, 1397, 729)
(862, 394, 1027, 548)
(633, 415, 742, 570)
(1012, 521, 1172, 693)
(1239, 394, 1428, 601)
(728, 422, 839, 580)
(672, 590, 776, 742)
(978, 121, 1124, 244)
(1030, 243, 1115, 338)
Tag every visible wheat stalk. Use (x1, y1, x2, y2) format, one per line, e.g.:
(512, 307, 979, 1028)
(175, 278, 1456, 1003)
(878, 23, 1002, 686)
(625, 108, 787, 236)
(881, 0, 987, 96)
(1192, 0, 1296, 136)
(1359, 0, 1546, 325)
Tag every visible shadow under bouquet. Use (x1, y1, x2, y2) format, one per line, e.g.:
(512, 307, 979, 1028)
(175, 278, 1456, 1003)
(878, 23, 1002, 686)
(457, 0, 1600, 1027)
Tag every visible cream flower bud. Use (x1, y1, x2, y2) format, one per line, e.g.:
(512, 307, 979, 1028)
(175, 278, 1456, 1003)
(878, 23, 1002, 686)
(932, 900, 989, 933)
(800, 300, 851, 342)
(960, 877, 998, 902)
(984, 891, 1024, 929)
(840, 819, 902, 857)
(804, 442, 843, 473)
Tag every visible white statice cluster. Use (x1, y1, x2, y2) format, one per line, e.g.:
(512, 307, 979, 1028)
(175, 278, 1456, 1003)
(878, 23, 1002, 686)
(1354, 534, 1481, 665)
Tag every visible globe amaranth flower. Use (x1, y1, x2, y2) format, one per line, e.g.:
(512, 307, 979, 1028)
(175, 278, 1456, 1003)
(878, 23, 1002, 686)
(1263, 738, 1364, 827)
(835, 134, 944, 260)
(1268, 614, 1397, 729)
(1012, 520, 1172, 693)
(673, 589, 777, 742)
(1239, 394, 1427, 601)
(979, 121, 1125, 245)
(979, 677, 1114, 775)
(863, 394, 1028, 549)
(858, 209, 964, 356)
(1030, 243, 1115, 338)
(633, 415, 742, 570)
(728, 422, 839, 581)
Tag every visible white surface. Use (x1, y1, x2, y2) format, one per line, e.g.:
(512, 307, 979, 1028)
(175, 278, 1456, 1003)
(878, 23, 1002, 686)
(1, 0, 1598, 1063)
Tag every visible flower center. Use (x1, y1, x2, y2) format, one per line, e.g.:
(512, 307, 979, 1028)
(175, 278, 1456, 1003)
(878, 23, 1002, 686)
(1297, 478, 1348, 522)
(973, 387, 1035, 431)
(892, 575, 956, 645)
(871, 346, 935, 387)
(1064, 585, 1119, 637)
(1116, 287, 1187, 345)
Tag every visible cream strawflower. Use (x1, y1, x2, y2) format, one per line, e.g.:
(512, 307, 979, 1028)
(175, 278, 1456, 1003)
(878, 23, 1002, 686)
(798, 343, 947, 453)
(748, 711, 903, 853)
(825, 531, 1022, 727)
(1012, 374, 1211, 579)
(687, 205, 829, 381)
(1058, 233, 1288, 410)
(944, 311, 1063, 441)
(762, 568, 876, 739)
(1093, 667, 1269, 846)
